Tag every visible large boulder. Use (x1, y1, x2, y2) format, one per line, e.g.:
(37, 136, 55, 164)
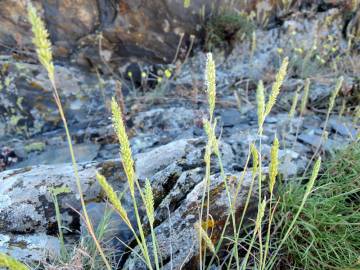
(1, 0, 349, 69)
(0, 137, 236, 264)
(0, 0, 210, 68)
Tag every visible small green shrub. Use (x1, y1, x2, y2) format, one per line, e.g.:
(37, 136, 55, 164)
(275, 142, 360, 270)
(205, 12, 255, 51)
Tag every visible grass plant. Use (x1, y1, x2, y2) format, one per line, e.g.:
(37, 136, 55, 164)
(274, 142, 360, 269)
(304, 76, 343, 175)
(27, 3, 111, 269)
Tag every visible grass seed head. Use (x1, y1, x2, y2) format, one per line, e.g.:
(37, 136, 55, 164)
(250, 143, 259, 175)
(27, 3, 55, 82)
(265, 57, 289, 116)
(306, 157, 321, 195)
(257, 80, 265, 130)
(288, 88, 300, 118)
(194, 222, 216, 255)
(255, 198, 267, 230)
(144, 179, 155, 226)
(205, 53, 216, 119)
(269, 135, 279, 194)
(300, 78, 311, 115)
(111, 98, 135, 197)
(0, 254, 28, 270)
(184, 0, 191, 8)
(328, 76, 343, 112)
(96, 173, 131, 226)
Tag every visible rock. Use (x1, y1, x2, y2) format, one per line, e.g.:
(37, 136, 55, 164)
(0, 137, 237, 264)
(0, 1, 345, 69)
(135, 139, 191, 180)
(124, 172, 257, 270)
(0, 0, 231, 67)
(0, 233, 60, 264)
(0, 138, 206, 234)
(0, 147, 19, 171)
(12, 143, 100, 168)
(219, 109, 246, 127)
(309, 83, 333, 104)
(133, 107, 200, 135)
(81, 202, 134, 253)
(0, 162, 102, 234)
(0, 59, 114, 138)
(153, 168, 204, 224)
(329, 118, 358, 138)
(298, 133, 343, 152)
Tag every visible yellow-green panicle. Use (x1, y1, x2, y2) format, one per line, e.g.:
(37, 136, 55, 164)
(289, 88, 299, 118)
(0, 253, 29, 270)
(328, 77, 343, 112)
(194, 222, 216, 255)
(269, 136, 279, 194)
(257, 80, 265, 130)
(27, 3, 55, 82)
(255, 198, 267, 230)
(144, 179, 155, 226)
(306, 157, 321, 194)
(265, 57, 289, 116)
(250, 143, 259, 175)
(300, 79, 311, 115)
(96, 173, 131, 226)
(205, 53, 216, 120)
(111, 98, 136, 197)
(184, 0, 191, 8)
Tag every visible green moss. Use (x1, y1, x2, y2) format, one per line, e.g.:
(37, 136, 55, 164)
(49, 184, 71, 196)
(25, 142, 46, 153)
(9, 115, 22, 126)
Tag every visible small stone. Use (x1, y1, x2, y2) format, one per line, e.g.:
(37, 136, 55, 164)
(219, 109, 245, 127)
(329, 118, 358, 138)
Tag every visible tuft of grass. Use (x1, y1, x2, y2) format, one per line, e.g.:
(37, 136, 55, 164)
(205, 12, 255, 51)
(275, 142, 360, 270)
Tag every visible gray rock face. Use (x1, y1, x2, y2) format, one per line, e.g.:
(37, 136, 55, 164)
(124, 172, 257, 270)
(0, 137, 235, 263)
(0, 233, 60, 263)
(0, 58, 114, 138)
(1, 0, 350, 69)
(0, 162, 101, 234)
(0, 0, 212, 67)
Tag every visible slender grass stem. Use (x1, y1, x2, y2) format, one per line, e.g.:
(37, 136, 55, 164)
(51, 80, 112, 270)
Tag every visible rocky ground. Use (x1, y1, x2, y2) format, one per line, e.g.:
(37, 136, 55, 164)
(0, 2, 359, 269)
